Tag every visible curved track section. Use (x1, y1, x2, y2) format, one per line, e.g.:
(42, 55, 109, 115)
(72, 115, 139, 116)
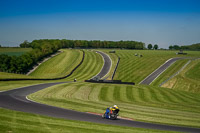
(1, 55, 200, 132)
(92, 51, 112, 79)
(0, 83, 200, 132)
(140, 57, 182, 85)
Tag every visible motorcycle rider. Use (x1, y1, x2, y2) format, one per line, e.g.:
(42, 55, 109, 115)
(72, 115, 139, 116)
(104, 105, 119, 119)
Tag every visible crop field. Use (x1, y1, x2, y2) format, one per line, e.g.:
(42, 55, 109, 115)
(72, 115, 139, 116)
(113, 50, 200, 84)
(30, 49, 82, 79)
(162, 59, 200, 93)
(29, 82, 200, 128)
(0, 48, 32, 56)
(0, 108, 171, 133)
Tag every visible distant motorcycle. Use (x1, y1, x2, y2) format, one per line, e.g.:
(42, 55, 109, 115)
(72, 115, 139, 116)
(102, 105, 120, 120)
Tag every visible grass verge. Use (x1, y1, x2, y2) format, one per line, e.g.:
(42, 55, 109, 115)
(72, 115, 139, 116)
(0, 47, 32, 56)
(113, 50, 200, 84)
(162, 59, 200, 93)
(30, 49, 82, 78)
(0, 108, 173, 133)
(151, 59, 189, 86)
(29, 82, 200, 128)
(63, 50, 104, 81)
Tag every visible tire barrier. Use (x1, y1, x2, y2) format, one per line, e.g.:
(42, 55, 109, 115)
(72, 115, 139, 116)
(111, 57, 120, 80)
(85, 79, 134, 85)
(0, 50, 85, 81)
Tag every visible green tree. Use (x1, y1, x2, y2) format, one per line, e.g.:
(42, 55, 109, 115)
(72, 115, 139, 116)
(153, 44, 158, 50)
(173, 45, 180, 50)
(148, 44, 153, 49)
(169, 45, 173, 50)
(20, 40, 30, 48)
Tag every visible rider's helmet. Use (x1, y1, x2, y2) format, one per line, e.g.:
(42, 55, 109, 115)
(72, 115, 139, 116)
(113, 105, 118, 109)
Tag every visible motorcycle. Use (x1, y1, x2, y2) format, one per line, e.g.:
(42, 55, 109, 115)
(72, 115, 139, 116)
(102, 107, 120, 120)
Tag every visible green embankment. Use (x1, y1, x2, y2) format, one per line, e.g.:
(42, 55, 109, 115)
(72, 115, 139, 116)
(0, 49, 103, 81)
(113, 50, 200, 84)
(0, 48, 32, 56)
(151, 59, 189, 86)
(0, 49, 104, 91)
(0, 108, 172, 133)
(29, 82, 200, 128)
(0, 72, 32, 80)
(0, 80, 53, 91)
(1, 49, 200, 132)
(162, 59, 200, 93)
(30, 49, 82, 79)
(64, 50, 103, 81)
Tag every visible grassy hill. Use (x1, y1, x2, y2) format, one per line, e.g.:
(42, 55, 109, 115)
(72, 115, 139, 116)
(63, 50, 103, 81)
(0, 47, 32, 56)
(0, 72, 32, 80)
(1, 49, 200, 132)
(112, 50, 200, 84)
(30, 49, 82, 79)
(29, 82, 200, 128)
(151, 59, 190, 86)
(162, 59, 200, 93)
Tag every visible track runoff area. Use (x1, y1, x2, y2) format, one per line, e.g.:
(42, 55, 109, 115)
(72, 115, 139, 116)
(0, 51, 200, 133)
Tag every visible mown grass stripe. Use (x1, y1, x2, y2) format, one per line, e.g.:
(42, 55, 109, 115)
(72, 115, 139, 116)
(158, 89, 177, 103)
(28, 82, 200, 128)
(99, 86, 109, 101)
(126, 86, 135, 102)
(138, 87, 148, 102)
(148, 88, 162, 103)
(113, 86, 121, 101)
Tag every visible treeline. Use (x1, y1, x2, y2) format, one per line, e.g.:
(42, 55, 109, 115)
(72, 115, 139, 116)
(1, 39, 144, 74)
(21, 39, 145, 49)
(169, 43, 200, 50)
(0, 40, 61, 74)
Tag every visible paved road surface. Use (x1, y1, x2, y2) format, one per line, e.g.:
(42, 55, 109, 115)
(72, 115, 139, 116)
(140, 58, 182, 85)
(0, 83, 200, 132)
(1, 54, 200, 132)
(93, 51, 111, 79)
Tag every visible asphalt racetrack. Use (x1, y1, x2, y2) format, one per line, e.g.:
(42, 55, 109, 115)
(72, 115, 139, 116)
(140, 58, 182, 85)
(0, 53, 200, 132)
(93, 51, 112, 79)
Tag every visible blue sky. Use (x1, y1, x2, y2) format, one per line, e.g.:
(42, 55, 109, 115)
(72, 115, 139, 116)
(0, 0, 200, 48)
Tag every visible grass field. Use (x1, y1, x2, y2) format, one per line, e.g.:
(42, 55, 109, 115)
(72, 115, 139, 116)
(0, 49, 103, 81)
(0, 72, 32, 80)
(29, 82, 200, 128)
(0, 108, 173, 133)
(0, 80, 54, 91)
(162, 59, 200, 93)
(63, 50, 103, 81)
(113, 50, 200, 84)
(30, 49, 82, 79)
(151, 59, 190, 86)
(1, 49, 200, 132)
(0, 47, 32, 56)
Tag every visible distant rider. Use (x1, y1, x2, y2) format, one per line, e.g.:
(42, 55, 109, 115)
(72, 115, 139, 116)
(105, 105, 119, 119)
